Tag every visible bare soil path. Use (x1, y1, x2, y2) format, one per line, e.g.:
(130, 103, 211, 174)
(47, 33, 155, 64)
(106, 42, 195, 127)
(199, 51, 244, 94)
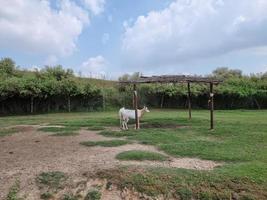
(0, 126, 221, 199)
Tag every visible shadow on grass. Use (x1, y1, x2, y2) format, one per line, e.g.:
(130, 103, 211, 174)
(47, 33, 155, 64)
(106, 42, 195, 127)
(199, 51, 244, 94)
(116, 150, 168, 161)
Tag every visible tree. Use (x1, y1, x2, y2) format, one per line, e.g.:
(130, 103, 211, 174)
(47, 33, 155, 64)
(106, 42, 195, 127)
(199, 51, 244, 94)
(0, 77, 21, 113)
(42, 65, 74, 81)
(0, 57, 16, 76)
(212, 67, 242, 79)
(131, 72, 142, 80)
(0, 77, 21, 100)
(118, 74, 131, 82)
(81, 83, 101, 111)
(118, 72, 142, 81)
(60, 78, 79, 112)
(41, 78, 60, 112)
(19, 75, 42, 113)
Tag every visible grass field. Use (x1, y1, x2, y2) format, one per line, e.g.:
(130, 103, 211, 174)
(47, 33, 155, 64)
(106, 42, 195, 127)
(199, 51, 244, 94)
(1, 109, 267, 199)
(116, 150, 168, 161)
(80, 140, 131, 147)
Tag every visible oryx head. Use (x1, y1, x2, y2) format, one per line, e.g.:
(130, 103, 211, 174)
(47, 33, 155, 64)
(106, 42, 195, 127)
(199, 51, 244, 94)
(143, 106, 150, 112)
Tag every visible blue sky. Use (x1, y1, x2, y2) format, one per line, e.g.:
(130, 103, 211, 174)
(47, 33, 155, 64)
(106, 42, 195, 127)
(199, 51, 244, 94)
(1, 0, 267, 79)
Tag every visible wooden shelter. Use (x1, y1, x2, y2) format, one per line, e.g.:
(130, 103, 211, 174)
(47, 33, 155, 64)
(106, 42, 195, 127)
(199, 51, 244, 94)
(119, 75, 223, 130)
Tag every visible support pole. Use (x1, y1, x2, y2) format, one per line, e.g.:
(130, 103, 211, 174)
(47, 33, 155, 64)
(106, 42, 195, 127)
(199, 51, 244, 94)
(187, 82, 192, 120)
(209, 83, 214, 130)
(133, 84, 140, 129)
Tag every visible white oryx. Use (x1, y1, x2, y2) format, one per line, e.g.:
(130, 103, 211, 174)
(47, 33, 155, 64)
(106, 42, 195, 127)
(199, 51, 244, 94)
(119, 106, 150, 130)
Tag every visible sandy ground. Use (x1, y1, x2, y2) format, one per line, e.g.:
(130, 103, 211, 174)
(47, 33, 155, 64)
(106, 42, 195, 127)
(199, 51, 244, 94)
(0, 126, 221, 200)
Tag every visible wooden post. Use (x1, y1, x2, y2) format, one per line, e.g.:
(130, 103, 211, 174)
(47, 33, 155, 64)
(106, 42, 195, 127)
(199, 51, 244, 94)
(133, 84, 140, 129)
(187, 82, 192, 120)
(209, 83, 214, 130)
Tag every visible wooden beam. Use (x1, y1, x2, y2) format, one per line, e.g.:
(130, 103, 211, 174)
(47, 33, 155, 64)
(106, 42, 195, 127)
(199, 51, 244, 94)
(210, 83, 214, 130)
(187, 82, 192, 120)
(133, 84, 140, 129)
(119, 75, 223, 84)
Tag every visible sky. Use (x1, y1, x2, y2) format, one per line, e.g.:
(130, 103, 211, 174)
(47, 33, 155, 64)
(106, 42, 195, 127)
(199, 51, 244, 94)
(0, 0, 267, 79)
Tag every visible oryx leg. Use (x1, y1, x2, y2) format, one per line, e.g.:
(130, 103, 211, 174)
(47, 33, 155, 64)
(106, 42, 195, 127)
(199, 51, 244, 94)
(125, 118, 129, 130)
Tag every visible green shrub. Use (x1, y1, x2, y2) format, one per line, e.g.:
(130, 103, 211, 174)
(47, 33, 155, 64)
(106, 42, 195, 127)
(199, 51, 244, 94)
(36, 171, 67, 189)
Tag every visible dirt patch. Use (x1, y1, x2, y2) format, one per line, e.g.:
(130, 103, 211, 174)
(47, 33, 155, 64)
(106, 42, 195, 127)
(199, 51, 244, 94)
(0, 126, 221, 199)
(121, 158, 221, 170)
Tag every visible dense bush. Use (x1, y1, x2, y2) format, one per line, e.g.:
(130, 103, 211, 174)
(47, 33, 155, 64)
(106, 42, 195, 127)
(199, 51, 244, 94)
(0, 58, 102, 114)
(0, 58, 266, 115)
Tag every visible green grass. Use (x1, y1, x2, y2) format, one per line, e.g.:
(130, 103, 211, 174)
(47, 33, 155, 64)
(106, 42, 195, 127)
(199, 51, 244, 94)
(52, 131, 79, 136)
(6, 180, 21, 200)
(38, 126, 79, 136)
(87, 126, 105, 131)
(80, 140, 131, 147)
(97, 109, 267, 198)
(99, 130, 135, 137)
(0, 127, 18, 137)
(176, 187, 192, 200)
(116, 150, 168, 161)
(1, 109, 267, 198)
(38, 127, 66, 132)
(98, 167, 267, 199)
(0, 111, 118, 129)
(36, 171, 67, 190)
(84, 189, 101, 200)
(40, 192, 53, 200)
(62, 194, 78, 200)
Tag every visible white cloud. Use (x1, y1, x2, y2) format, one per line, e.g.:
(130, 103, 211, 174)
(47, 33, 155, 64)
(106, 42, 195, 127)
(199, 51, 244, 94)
(83, 0, 105, 15)
(122, 0, 267, 70)
(81, 55, 107, 78)
(102, 33, 110, 44)
(0, 0, 90, 60)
